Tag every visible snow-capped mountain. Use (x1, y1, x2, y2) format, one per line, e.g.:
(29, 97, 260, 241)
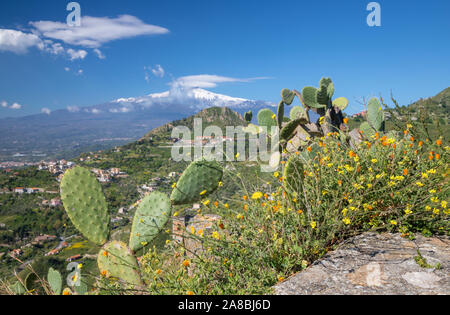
(110, 88, 275, 113)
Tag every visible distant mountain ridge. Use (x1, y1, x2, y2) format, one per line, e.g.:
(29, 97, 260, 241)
(0, 89, 273, 163)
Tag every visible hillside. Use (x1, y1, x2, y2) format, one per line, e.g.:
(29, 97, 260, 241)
(141, 107, 248, 140)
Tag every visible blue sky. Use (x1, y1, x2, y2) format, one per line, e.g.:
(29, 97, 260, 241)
(0, 0, 449, 118)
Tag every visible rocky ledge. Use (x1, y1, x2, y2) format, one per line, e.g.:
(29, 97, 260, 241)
(275, 232, 449, 295)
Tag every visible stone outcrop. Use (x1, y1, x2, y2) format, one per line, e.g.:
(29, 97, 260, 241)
(275, 232, 449, 295)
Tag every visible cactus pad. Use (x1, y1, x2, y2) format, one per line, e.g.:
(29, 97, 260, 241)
(277, 101, 285, 128)
(302, 87, 325, 109)
(332, 97, 349, 111)
(281, 89, 295, 105)
(171, 160, 223, 205)
(316, 78, 334, 106)
(47, 267, 62, 295)
(129, 192, 171, 252)
(60, 166, 109, 245)
(257, 108, 278, 130)
(281, 119, 303, 141)
(289, 106, 309, 123)
(97, 241, 142, 286)
(367, 97, 385, 132)
(359, 121, 376, 139)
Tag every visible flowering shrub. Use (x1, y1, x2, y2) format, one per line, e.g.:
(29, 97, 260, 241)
(139, 125, 448, 295)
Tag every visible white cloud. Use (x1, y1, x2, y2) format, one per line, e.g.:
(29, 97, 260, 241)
(93, 48, 105, 59)
(64, 67, 70, 72)
(67, 105, 80, 112)
(9, 103, 22, 110)
(67, 48, 87, 60)
(110, 107, 132, 113)
(83, 108, 101, 114)
(76, 69, 83, 75)
(30, 15, 169, 48)
(41, 107, 51, 115)
(170, 74, 269, 89)
(1, 101, 7, 108)
(0, 29, 43, 53)
(152, 64, 165, 78)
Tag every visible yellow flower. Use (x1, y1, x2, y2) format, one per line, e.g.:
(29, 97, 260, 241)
(171, 182, 177, 189)
(212, 231, 220, 240)
(310, 221, 317, 229)
(218, 181, 223, 187)
(202, 199, 210, 206)
(251, 192, 263, 200)
(141, 241, 148, 247)
(421, 173, 428, 179)
(272, 114, 277, 120)
(165, 240, 171, 245)
(390, 220, 398, 225)
(441, 201, 447, 209)
(156, 269, 162, 275)
(429, 189, 436, 194)
(274, 171, 280, 178)
(342, 217, 351, 225)
(236, 213, 244, 220)
(371, 159, 378, 164)
(200, 190, 207, 195)
(433, 208, 440, 215)
(235, 153, 240, 159)
(319, 116, 326, 124)
(224, 203, 229, 209)
(77, 264, 83, 270)
(416, 181, 424, 187)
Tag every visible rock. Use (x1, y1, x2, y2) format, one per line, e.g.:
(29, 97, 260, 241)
(275, 232, 449, 295)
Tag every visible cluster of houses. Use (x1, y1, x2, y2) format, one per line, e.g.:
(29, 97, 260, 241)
(38, 159, 128, 184)
(38, 159, 75, 175)
(91, 168, 128, 183)
(12, 187, 44, 194)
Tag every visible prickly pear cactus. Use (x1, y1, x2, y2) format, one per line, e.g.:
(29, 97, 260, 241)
(332, 97, 349, 111)
(129, 192, 171, 252)
(281, 119, 303, 142)
(60, 166, 110, 245)
(171, 159, 223, 205)
(316, 77, 334, 106)
(289, 106, 309, 123)
(257, 108, 278, 130)
(277, 101, 285, 128)
(302, 87, 324, 109)
(98, 241, 142, 286)
(47, 267, 62, 295)
(367, 97, 385, 132)
(281, 89, 295, 105)
(359, 121, 376, 139)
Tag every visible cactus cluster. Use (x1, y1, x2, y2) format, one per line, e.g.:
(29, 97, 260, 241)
(53, 159, 223, 290)
(254, 77, 349, 154)
(248, 77, 389, 195)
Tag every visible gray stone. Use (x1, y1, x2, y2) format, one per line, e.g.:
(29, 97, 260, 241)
(275, 232, 449, 295)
